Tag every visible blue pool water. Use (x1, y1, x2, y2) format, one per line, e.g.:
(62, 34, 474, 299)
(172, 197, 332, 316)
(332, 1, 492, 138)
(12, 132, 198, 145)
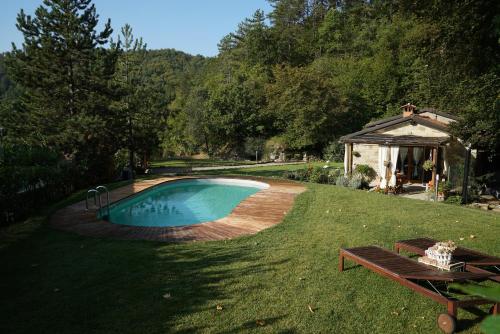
(105, 179, 266, 227)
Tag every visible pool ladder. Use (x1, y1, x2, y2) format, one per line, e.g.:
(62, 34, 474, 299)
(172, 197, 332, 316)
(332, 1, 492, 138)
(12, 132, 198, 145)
(86, 185, 110, 218)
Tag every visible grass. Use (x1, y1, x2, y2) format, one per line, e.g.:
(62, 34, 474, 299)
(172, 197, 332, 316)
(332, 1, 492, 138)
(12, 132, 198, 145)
(1, 165, 499, 333)
(192, 161, 342, 177)
(150, 158, 259, 168)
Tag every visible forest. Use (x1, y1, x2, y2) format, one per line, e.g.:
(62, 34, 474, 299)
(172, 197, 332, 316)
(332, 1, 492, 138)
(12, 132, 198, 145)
(0, 0, 499, 222)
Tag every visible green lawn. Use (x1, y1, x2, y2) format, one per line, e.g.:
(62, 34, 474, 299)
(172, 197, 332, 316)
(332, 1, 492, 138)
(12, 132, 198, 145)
(150, 158, 259, 168)
(192, 161, 342, 177)
(1, 166, 499, 334)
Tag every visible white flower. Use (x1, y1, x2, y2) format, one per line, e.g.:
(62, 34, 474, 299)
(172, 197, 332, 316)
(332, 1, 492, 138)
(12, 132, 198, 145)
(323, 165, 328, 169)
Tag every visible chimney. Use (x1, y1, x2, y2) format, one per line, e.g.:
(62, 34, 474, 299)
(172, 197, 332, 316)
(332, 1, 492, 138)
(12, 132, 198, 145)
(401, 103, 416, 117)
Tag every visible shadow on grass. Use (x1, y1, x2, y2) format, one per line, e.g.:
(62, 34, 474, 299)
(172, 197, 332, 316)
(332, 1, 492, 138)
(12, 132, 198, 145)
(455, 307, 490, 333)
(225, 315, 293, 333)
(0, 223, 289, 334)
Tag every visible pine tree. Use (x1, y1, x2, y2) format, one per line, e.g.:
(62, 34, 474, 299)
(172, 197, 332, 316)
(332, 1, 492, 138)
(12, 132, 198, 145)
(6, 0, 121, 182)
(114, 23, 147, 177)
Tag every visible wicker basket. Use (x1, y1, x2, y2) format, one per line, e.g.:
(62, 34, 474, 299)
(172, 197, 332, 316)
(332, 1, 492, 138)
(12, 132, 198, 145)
(425, 248, 452, 266)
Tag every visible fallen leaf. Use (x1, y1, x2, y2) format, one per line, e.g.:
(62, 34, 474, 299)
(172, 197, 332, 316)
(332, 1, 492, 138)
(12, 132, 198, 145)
(363, 225, 367, 228)
(163, 293, 171, 299)
(308, 305, 315, 313)
(326, 210, 329, 214)
(469, 234, 476, 239)
(256, 319, 266, 326)
(391, 311, 399, 316)
(216, 304, 223, 311)
(338, 209, 342, 212)
(459, 237, 465, 241)
(298, 277, 305, 281)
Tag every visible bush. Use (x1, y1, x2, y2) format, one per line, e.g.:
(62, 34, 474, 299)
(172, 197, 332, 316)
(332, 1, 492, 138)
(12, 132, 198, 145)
(328, 168, 342, 184)
(354, 164, 377, 182)
(309, 167, 329, 184)
(444, 195, 462, 205)
(348, 174, 364, 189)
(335, 175, 349, 187)
(0, 145, 76, 225)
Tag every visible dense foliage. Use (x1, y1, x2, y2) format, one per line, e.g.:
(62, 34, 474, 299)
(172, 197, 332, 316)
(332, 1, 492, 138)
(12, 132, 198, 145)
(166, 0, 500, 162)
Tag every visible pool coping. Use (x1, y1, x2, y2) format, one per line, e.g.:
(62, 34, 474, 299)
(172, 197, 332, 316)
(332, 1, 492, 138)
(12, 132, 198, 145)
(49, 176, 306, 242)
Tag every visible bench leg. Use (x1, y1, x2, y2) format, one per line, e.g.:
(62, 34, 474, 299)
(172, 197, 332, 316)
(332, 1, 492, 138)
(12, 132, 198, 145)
(492, 303, 499, 315)
(447, 301, 457, 317)
(339, 253, 344, 272)
(395, 245, 400, 253)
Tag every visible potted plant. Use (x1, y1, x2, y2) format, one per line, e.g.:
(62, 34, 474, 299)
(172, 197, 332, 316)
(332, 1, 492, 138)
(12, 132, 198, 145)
(422, 159, 434, 172)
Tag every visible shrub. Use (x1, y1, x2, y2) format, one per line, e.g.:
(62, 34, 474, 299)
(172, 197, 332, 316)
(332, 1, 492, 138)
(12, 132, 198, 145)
(292, 168, 311, 182)
(444, 195, 462, 205)
(309, 167, 329, 184)
(328, 168, 342, 184)
(0, 145, 76, 225)
(354, 164, 377, 182)
(348, 174, 364, 189)
(335, 175, 349, 187)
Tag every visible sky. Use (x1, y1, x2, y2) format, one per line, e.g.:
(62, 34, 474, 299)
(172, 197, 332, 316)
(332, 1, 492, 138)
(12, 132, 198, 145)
(0, 0, 273, 56)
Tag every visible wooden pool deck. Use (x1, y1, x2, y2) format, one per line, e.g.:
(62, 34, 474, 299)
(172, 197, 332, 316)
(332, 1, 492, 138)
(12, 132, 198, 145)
(49, 176, 306, 242)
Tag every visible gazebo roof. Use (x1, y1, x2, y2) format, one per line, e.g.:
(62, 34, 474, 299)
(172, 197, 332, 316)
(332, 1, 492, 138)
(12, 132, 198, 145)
(339, 112, 452, 145)
(340, 134, 449, 146)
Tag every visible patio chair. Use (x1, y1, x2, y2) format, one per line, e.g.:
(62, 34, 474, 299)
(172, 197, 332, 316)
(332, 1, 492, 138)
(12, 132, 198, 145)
(339, 246, 498, 333)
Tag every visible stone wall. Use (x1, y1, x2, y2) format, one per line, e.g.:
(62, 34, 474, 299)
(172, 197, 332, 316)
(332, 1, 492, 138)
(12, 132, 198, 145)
(352, 143, 379, 174)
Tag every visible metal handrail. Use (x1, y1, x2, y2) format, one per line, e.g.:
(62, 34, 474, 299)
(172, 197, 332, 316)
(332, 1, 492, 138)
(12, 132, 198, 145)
(96, 185, 110, 217)
(86, 189, 100, 210)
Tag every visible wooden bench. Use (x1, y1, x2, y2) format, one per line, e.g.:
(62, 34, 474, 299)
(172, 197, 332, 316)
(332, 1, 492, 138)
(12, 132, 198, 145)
(339, 246, 498, 333)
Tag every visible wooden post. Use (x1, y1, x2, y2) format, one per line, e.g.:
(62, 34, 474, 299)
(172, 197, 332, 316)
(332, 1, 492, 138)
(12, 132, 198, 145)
(339, 251, 345, 272)
(492, 303, 499, 315)
(347, 144, 353, 175)
(461, 146, 471, 204)
(432, 147, 438, 186)
(407, 147, 413, 182)
(447, 301, 457, 317)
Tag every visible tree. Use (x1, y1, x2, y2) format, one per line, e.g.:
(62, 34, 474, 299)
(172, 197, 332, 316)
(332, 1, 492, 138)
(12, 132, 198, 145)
(5, 0, 121, 183)
(114, 23, 146, 175)
(205, 80, 264, 157)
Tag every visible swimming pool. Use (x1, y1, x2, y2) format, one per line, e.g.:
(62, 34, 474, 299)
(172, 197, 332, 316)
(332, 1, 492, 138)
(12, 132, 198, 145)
(103, 178, 269, 227)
